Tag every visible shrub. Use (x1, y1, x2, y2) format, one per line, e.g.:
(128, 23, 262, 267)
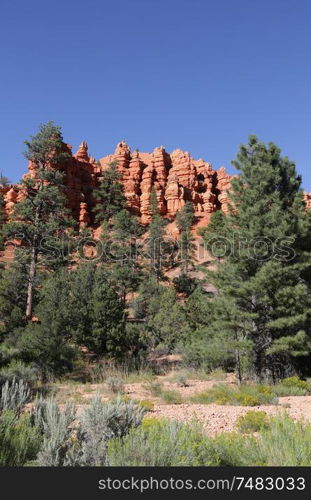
(88, 363, 106, 383)
(106, 377, 124, 394)
(0, 378, 31, 415)
(236, 411, 270, 433)
(144, 382, 163, 397)
(107, 419, 217, 466)
(173, 275, 198, 296)
(272, 385, 306, 397)
(208, 368, 226, 381)
(191, 384, 277, 406)
(138, 400, 155, 412)
(176, 375, 188, 387)
(0, 410, 41, 466)
(161, 390, 183, 405)
(65, 396, 146, 466)
(247, 415, 311, 466)
(273, 376, 310, 396)
(182, 335, 235, 373)
(35, 398, 76, 466)
(210, 432, 255, 466)
(0, 360, 39, 387)
(280, 376, 309, 390)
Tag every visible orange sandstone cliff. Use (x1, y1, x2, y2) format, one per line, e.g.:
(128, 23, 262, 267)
(1, 140, 237, 229)
(3, 139, 310, 230)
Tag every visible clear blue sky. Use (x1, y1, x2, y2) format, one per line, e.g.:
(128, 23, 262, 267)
(1, 0, 310, 188)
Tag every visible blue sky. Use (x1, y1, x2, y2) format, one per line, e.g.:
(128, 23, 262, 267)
(1, 0, 310, 189)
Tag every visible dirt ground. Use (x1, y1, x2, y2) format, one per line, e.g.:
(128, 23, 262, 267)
(54, 372, 311, 436)
(151, 397, 311, 435)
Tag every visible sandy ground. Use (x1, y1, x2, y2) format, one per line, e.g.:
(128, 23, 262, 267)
(151, 396, 311, 435)
(54, 372, 311, 436)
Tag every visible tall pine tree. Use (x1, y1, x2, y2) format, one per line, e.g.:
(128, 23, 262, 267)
(94, 161, 126, 224)
(206, 136, 311, 381)
(176, 201, 196, 274)
(5, 122, 74, 319)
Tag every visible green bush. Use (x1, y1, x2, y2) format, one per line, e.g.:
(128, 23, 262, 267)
(0, 410, 41, 466)
(161, 390, 183, 405)
(107, 414, 311, 467)
(191, 384, 277, 406)
(35, 398, 76, 466)
(210, 432, 255, 466)
(272, 385, 307, 397)
(176, 375, 188, 387)
(236, 411, 270, 433)
(144, 382, 163, 397)
(0, 360, 39, 387)
(247, 415, 311, 466)
(106, 377, 124, 394)
(182, 336, 235, 373)
(65, 396, 146, 466)
(0, 378, 31, 415)
(278, 376, 309, 393)
(271, 376, 310, 397)
(280, 376, 309, 390)
(107, 418, 217, 466)
(138, 400, 155, 412)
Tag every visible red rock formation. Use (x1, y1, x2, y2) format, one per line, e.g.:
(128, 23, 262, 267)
(4, 187, 18, 216)
(11, 139, 300, 229)
(124, 150, 142, 216)
(217, 167, 232, 214)
(303, 192, 311, 210)
(79, 201, 90, 229)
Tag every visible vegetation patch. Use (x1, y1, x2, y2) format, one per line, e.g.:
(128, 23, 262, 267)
(191, 383, 277, 406)
(236, 410, 270, 433)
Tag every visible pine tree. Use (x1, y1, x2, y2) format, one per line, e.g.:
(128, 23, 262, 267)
(68, 263, 127, 357)
(94, 161, 126, 224)
(17, 270, 77, 381)
(0, 173, 10, 187)
(0, 263, 29, 338)
(175, 201, 196, 289)
(200, 210, 229, 260)
(66, 262, 97, 348)
(0, 192, 6, 251)
(4, 122, 74, 319)
(207, 136, 311, 381)
(147, 287, 189, 350)
(90, 266, 127, 356)
(108, 209, 144, 303)
(147, 189, 171, 281)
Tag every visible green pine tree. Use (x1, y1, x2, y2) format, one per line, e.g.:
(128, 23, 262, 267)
(176, 202, 196, 271)
(17, 270, 77, 381)
(206, 136, 311, 381)
(147, 189, 171, 282)
(68, 263, 127, 357)
(0, 192, 6, 251)
(94, 161, 126, 224)
(200, 210, 229, 260)
(4, 122, 75, 319)
(0, 173, 10, 187)
(108, 209, 144, 303)
(90, 266, 127, 356)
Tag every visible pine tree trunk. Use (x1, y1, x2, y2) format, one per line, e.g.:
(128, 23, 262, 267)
(26, 199, 41, 320)
(252, 347, 263, 383)
(26, 245, 37, 319)
(235, 348, 242, 385)
(251, 293, 264, 382)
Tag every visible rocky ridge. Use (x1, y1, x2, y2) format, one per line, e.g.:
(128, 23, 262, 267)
(2, 140, 310, 230)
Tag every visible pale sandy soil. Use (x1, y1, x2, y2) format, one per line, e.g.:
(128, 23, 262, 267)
(151, 397, 311, 436)
(54, 372, 311, 436)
